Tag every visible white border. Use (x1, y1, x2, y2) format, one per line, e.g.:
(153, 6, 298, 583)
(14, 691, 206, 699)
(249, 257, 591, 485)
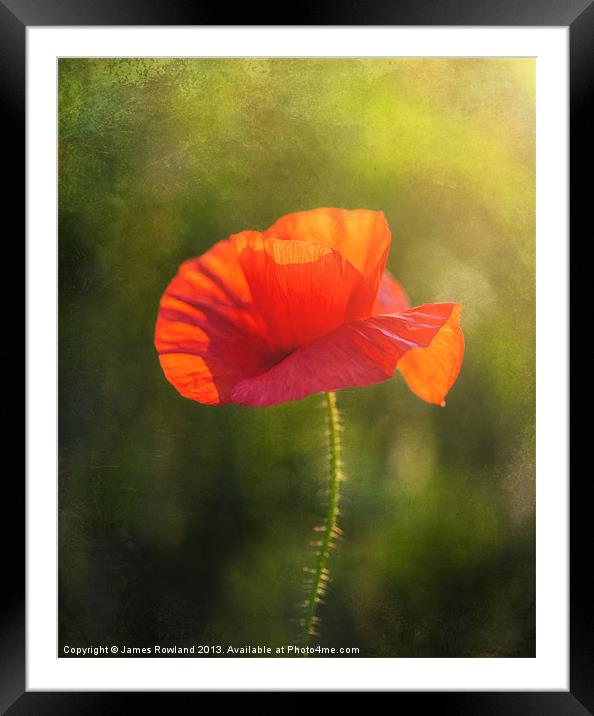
(27, 27, 568, 691)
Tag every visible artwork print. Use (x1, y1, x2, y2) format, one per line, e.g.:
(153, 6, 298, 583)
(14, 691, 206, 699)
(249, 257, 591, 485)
(59, 58, 535, 658)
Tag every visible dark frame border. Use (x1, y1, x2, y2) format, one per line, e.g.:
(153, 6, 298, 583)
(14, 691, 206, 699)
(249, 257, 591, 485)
(9, 0, 591, 711)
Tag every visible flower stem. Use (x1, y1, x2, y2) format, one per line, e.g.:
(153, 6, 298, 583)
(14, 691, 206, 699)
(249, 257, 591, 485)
(300, 391, 343, 651)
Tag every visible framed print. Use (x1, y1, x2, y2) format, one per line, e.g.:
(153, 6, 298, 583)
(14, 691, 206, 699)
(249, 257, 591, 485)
(9, 0, 590, 709)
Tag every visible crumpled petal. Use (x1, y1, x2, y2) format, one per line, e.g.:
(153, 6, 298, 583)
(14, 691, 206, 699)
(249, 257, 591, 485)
(231, 303, 461, 407)
(397, 304, 464, 405)
(155, 238, 277, 405)
(373, 270, 410, 314)
(231, 231, 368, 352)
(265, 208, 391, 320)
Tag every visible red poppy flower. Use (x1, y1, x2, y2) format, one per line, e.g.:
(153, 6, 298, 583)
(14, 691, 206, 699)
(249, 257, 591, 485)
(155, 208, 464, 407)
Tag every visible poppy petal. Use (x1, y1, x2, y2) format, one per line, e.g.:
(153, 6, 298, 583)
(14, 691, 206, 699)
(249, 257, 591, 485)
(397, 304, 464, 405)
(231, 231, 369, 352)
(373, 270, 411, 314)
(265, 208, 391, 319)
(231, 303, 461, 407)
(155, 237, 278, 405)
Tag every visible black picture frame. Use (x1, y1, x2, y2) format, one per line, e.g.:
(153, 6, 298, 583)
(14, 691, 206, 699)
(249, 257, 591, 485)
(9, 0, 590, 710)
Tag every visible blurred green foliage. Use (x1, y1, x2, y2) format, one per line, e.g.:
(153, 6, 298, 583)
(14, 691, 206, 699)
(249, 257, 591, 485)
(58, 58, 535, 657)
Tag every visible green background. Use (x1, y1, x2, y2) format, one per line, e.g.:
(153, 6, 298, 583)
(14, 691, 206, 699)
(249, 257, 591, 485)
(59, 58, 535, 657)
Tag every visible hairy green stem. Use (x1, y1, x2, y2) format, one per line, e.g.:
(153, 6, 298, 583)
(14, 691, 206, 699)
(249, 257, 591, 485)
(300, 391, 343, 651)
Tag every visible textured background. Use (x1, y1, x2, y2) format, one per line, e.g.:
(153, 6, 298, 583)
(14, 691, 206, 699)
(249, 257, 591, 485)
(58, 58, 535, 657)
